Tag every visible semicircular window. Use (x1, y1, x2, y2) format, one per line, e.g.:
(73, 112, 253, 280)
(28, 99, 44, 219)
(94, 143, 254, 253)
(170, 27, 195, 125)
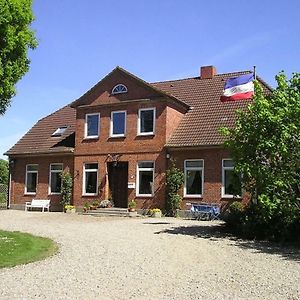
(112, 84, 128, 95)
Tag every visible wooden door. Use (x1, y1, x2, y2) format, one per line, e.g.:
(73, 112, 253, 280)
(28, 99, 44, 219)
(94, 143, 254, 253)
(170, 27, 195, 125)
(107, 162, 128, 208)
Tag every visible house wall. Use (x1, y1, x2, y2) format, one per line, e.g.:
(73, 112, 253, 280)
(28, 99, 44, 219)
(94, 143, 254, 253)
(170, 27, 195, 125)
(75, 100, 168, 155)
(10, 155, 74, 211)
(169, 147, 249, 210)
(73, 150, 167, 209)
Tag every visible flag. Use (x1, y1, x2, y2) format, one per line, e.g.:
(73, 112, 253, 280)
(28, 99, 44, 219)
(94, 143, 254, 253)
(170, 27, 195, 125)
(221, 73, 254, 102)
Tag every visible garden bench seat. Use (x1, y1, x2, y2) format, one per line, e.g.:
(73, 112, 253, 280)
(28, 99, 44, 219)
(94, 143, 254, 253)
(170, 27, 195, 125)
(191, 203, 220, 220)
(25, 199, 50, 212)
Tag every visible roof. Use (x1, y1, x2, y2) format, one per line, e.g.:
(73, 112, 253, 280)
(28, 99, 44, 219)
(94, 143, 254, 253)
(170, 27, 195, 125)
(152, 72, 271, 147)
(5, 67, 272, 156)
(5, 105, 76, 156)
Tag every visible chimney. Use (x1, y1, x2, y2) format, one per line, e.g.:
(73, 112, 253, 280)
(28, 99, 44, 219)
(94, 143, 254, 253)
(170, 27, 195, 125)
(200, 66, 217, 79)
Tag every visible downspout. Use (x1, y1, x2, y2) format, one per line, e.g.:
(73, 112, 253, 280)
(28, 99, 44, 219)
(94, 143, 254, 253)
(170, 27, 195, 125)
(7, 172, 11, 209)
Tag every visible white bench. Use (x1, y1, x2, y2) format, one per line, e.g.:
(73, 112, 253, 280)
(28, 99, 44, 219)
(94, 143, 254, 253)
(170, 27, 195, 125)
(25, 199, 51, 212)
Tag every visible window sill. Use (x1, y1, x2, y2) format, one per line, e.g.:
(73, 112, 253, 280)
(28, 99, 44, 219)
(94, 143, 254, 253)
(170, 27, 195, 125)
(221, 195, 242, 199)
(24, 193, 36, 196)
(183, 195, 203, 198)
(109, 135, 126, 138)
(49, 193, 61, 195)
(83, 136, 99, 140)
(137, 133, 155, 137)
(82, 194, 98, 197)
(136, 194, 153, 198)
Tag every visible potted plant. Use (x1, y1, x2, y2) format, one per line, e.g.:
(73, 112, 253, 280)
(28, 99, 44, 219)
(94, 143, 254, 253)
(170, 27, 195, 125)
(83, 202, 89, 212)
(128, 199, 137, 212)
(65, 204, 76, 214)
(150, 208, 162, 218)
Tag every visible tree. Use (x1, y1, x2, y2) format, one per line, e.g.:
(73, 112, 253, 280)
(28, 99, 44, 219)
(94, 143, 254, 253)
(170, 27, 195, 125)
(220, 73, 300, 241)
(0, 0, 37, 115)
(166, 159, 184, 216)
(60, 170, 73, 210)
(0, 159, 8, 184)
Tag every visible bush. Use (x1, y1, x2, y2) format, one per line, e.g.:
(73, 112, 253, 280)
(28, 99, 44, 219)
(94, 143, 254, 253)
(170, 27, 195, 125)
(166, 160, 184, 216)
(0, 192, 7, 203)
(224, 201, 245, 227)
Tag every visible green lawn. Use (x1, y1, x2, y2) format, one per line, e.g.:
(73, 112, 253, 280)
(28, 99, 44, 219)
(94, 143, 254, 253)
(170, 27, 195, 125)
(0, 230, 58, 268)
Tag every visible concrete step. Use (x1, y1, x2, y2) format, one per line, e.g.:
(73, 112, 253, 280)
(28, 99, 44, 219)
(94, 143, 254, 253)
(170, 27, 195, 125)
(82, 208, 138, 218)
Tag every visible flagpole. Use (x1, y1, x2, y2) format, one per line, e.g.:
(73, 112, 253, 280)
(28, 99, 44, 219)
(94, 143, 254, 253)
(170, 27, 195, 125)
(253, 65, 256, 80)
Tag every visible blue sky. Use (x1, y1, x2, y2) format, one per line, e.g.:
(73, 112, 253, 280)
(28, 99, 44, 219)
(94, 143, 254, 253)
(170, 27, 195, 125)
(1, 0, 300, 159)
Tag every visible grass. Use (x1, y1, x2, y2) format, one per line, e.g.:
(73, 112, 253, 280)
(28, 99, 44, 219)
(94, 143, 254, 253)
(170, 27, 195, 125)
(0, 230, 58, 268)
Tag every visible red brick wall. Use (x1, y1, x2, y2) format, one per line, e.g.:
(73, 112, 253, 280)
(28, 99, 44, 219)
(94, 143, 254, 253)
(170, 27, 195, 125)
(73, 150, 167, 209)
(78, 69, 162, 106)
(166, 105, 184, 142)
(75, 100, 168, 155)
(169, 147, 248, 210)
(10, 155, 74, 210)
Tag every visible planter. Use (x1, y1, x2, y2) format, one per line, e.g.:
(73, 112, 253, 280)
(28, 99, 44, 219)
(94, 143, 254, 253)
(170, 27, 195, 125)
(66, 208, 76, 214)
(152, 211, 162, 218)
(128, 208, 136, 212)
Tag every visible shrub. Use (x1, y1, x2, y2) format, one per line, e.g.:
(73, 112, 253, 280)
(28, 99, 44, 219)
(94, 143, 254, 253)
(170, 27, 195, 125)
(166, 160, 184, 216)
(0, 192, 7, 204)
(60, 171, 73, 208)
(225, 201, 245, 227)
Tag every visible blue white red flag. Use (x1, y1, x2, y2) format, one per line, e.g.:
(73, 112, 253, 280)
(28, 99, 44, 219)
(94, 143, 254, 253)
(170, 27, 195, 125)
(220, 73, 254, 102)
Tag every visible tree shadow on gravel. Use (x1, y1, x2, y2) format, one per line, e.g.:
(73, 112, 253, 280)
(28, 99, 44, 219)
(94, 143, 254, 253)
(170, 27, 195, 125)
(154, 223, 300, 263)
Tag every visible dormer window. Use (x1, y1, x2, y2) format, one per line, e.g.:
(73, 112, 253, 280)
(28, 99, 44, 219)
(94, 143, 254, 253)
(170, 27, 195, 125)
(52, 126, 68, 137)
(112, 84, 127, 95)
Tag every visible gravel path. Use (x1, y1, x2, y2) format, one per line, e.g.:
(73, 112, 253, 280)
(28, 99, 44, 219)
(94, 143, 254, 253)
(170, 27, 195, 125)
(0, 210, 299, 300)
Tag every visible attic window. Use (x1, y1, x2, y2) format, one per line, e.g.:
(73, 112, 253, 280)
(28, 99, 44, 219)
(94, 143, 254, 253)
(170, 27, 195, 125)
(112, 84, 127, 95)
(52, 126, 68, 137)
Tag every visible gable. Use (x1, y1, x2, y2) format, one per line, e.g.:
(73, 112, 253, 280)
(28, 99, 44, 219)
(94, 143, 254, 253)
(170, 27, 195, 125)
(71, 67, 173, 108)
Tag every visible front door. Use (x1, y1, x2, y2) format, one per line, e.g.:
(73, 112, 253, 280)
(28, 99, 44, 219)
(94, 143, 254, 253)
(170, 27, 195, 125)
(107, 161, 128, 208)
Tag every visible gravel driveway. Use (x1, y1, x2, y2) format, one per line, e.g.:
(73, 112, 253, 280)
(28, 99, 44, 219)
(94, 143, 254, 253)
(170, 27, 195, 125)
(0, 210, 299, 300)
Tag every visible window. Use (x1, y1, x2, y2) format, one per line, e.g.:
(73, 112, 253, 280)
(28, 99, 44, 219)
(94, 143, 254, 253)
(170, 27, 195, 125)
(49, 164, 63, 194)
(83, 163, 98, 195)
(136, 161, 154, 196)
(112, 84, 127, 95)
(184, 160, 204, 197)
(52, 126, 68, 137)
(85, 113, 100, 139)
(138, 108, 155, 135)
(25, 165, 38, 194)
(222, 159, 242, 197)
(110, 111, 126, 137)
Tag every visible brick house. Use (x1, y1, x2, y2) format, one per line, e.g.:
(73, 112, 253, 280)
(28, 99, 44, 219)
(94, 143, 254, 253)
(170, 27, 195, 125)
(5, 66, 271, 211)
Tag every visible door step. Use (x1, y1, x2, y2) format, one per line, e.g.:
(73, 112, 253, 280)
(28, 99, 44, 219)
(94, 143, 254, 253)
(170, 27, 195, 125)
(82, 208, 138, 218)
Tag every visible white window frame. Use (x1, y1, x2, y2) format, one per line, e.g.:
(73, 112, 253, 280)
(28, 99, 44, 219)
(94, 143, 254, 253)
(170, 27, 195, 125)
(112, 84, 128, 95)
(82, 163, 98, 196)
(84, 113, 100, 139)
(184, 159, 204, 198)
(136, 161, 155, 197)
(137, 107, 156, 136)
(49, 163, 63, 195)
(110, 110, 127, 137)
(222, 159, 242, 198)
(25, 164, 38, 195)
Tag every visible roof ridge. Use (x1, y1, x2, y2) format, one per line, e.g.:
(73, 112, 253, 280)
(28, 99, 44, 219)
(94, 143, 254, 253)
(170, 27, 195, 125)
(151, 70, 252, 85)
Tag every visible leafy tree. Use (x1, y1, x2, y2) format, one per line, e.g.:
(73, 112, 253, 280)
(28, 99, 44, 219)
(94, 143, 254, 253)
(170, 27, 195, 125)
(166, 159, 184, 216)
(221, 73, 300, 241)
(0, 159, 8, 184)
(60, 170, 73, 210)
(0, 0, 37, 115)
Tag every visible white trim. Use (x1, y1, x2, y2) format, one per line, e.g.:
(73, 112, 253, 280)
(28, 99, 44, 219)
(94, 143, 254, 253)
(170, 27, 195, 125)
(221, 158, 242, 198)
(84, 113, 100, 139)
(48, 163, 63, 195)
(82, 163, 98, 196)
(137, 107, 156, 136)
(25, 164, 38, 195)
(111, 84, 128, 95)
(110, 110, 126, 137)
(183, 159, 204, 197)
(136, 161, 155, 197)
